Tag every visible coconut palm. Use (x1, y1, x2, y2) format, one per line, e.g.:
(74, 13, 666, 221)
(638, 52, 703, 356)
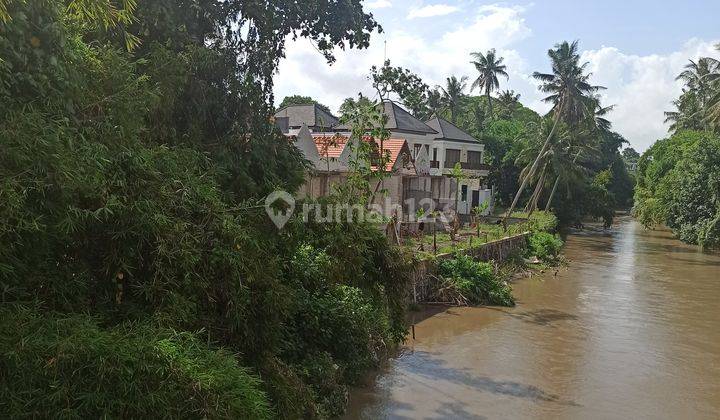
(667, 56, 720, 131)
(665, 91, 704, 132)
(470, 49, 508, 118)
(544, 98, 613, 211)
(498, 90, 520, 107)
(426, 88, 444, 118)
(542, 136, 597, 213)
(514, 119, 570, 215)
(497, 90, 521, 118)
(504, 40, 604, 221)
(439, 75, 468, 124)
(676, 57, 719, 108)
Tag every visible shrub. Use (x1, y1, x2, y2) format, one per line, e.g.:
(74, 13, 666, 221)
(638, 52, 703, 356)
(282, 244, 393, 379)
(438, 254, 514, 306)
(511, 211, 558, 233)
(0, 306, 272, 419)
(277, 244, 400, 416)
(527, 232, 564, 262)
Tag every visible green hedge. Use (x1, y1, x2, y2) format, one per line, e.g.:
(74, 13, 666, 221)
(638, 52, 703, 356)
(438, 254, 515, 306)
(526, 232, 564, 262)
(0, 306, 272, 419)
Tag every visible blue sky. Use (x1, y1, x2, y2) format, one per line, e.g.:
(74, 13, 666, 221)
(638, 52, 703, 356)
(274, 1, 720, 151)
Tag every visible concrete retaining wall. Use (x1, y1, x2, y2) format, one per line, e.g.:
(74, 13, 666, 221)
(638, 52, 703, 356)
(410, 232, 530, 303)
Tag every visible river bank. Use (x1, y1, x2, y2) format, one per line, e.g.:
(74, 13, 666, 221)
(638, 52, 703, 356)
(344, 217, 720, 419)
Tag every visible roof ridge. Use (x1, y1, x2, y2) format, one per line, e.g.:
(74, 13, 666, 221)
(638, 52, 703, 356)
(425, 115, 479, 143)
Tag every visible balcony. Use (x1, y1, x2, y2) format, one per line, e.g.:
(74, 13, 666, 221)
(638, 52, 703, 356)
(460, 162, 491, 171)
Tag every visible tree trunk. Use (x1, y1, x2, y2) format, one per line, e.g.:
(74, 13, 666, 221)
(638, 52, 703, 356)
(545, 176, 560, 212)
(545, 149, 581, 211)
(528, 164, 547, 217)
(486, 88, 493, 118)
(524, 164, 546, 213)
(504, 110, 562, 222)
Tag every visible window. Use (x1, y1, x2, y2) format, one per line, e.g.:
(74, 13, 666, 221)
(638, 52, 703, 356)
(413, 144, 422, 158)
(424, 145, 430, 156)
(445, 149, 461, 166)
(432, 148, 437, 161)
(461, 185, 468, 202)
(467, 151, 483, 165)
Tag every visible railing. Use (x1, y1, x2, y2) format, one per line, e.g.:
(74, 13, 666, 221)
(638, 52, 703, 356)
(460, 162, 491, 171)
(443, 161, 491, 171)
(430, 160, 440, 168)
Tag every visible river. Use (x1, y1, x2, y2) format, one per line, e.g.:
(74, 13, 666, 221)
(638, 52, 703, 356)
(345, 217, 720, 419)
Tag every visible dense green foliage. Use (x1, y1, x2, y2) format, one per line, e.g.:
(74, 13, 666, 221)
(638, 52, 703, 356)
(635, 131, 720, 248)
(0, 1, 412, 417)
(636, 45, 720, 248)
(1, 306, 273, 419)
(277, 95, 332, 114)
(664, 54, 720, 132)
(515, 211, 559, 233)
(438, 255, 515, 307)
(526, 232, 564, 262)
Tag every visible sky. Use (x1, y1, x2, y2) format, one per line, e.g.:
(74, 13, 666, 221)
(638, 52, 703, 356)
(273, 1, 720, 152)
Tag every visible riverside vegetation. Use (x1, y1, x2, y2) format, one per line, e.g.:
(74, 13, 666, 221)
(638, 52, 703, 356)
(414, 211, 563, 308)
(0, 1, 604, 418)
(0, 1, 408, 418)
(634, 44, 720, 248)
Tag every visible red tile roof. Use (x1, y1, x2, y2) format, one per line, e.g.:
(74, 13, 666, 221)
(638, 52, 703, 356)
(311, 134, 411, 172)
(372, 138, 409, 172)
(312, 134, 348, 158)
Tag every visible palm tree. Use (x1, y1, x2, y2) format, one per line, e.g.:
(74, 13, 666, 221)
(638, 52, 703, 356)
(426, 88, 443, 118)
(544, 100, 611, 211)
(543, 135, 596, 212)
(439, 75, 468, 123)
(470, 49, 508, 118)
(668, 57, 720, 131)
(665, 90, 704, 132)
(676, 57, 719, 108)
(498, 90, 520, 107)
(514, 119, 570, 215)
(497, 90, 521, 119)
(504, 40, 604, 221)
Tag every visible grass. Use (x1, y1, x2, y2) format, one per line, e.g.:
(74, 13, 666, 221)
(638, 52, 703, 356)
(402, 211, 558, 260)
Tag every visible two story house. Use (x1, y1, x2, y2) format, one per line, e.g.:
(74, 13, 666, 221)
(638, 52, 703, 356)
(275, 101, 493, 219)
(425, 116, 493, 215)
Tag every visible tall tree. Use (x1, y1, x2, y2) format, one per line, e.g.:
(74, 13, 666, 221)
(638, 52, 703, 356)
(544, 98, 612, 211)
(504, 40, 603, 220)
(277, 95, 332, 114)
(676, 57, 719, 108)
(497, 90, 521, 119)
(667, 54, 720, 132)
(470, 49, 508, 118)
(370, 60, 430, 118)
(427, 87, 444, 118)
(438, 75, 468, 123)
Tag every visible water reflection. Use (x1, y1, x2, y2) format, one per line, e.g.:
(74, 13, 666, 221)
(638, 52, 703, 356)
(345, 218, 720, 419)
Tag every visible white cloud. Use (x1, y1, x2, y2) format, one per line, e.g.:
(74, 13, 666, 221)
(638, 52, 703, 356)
(274, 4, 531, 115)
(407, 4, 459, 19)
(365, 0, 392, 10)
(580, 39, 719, 152)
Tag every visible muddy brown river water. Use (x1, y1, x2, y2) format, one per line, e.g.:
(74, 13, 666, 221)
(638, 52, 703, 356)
(345, 218, 720, 419)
